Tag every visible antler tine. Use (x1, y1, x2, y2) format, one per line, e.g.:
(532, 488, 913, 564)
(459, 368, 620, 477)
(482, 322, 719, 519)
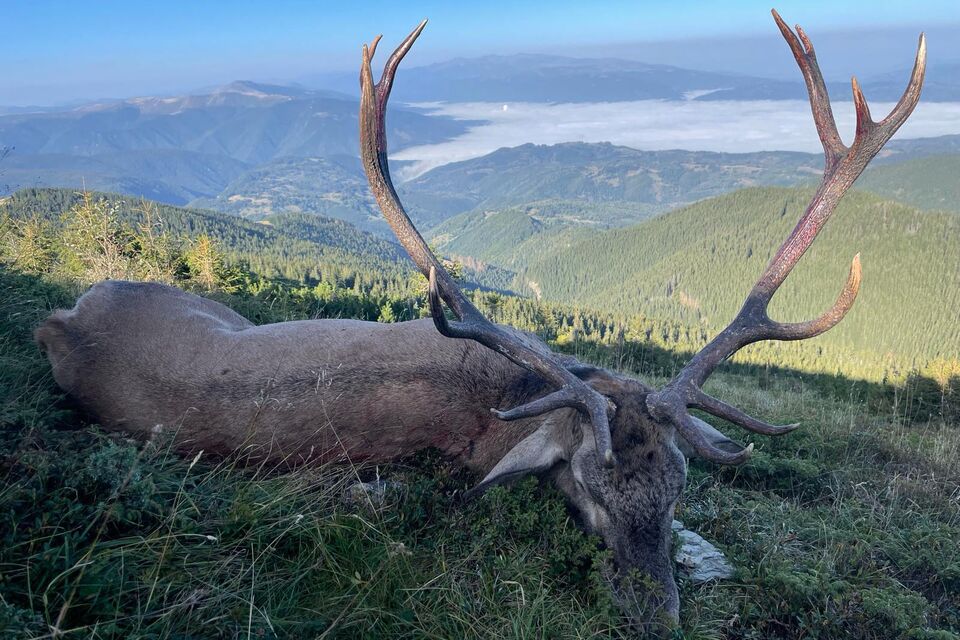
(766, 253, 861, 340)
(361, 26, 617, 467)
(646, 12, 925, 465)
(771, 9, 845, 169)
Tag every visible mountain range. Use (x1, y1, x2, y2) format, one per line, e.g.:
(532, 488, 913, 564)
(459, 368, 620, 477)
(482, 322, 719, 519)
(182, 138, 958, 240)
(0, 81, 470, 205)
(1, 52, 957, 226)
(306, 55, 960, 103)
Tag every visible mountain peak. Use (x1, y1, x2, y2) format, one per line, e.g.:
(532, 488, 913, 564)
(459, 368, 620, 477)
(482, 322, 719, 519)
(214, 80, 311, 99)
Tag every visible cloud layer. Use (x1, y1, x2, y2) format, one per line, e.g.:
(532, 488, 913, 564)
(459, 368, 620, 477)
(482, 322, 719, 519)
(393, 99, 960, 179)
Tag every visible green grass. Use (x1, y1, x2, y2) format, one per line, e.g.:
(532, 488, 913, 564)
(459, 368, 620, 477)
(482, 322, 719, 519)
(1, 268, 958, 639)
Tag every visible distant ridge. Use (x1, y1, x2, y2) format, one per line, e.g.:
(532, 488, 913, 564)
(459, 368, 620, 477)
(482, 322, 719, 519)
(304, 53, 960, 103)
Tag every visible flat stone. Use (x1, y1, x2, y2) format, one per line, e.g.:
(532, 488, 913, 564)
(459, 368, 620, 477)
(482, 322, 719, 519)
(344, 479, 402, 508)
(672, 519, 735, 582)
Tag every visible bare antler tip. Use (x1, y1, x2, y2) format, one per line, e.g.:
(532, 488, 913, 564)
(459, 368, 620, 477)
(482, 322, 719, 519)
(603, 449, 616, 468)
(849, 253, 862, 284)
(851, 76, 869, 113)
(771, 9, 789, 31)
(366, 34, 383, 60)
(409, 19, 428, 40)
(745, 442, 755, 454)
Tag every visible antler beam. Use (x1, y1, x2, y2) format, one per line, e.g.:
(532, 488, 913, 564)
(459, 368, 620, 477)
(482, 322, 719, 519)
(359, 22, 617, 467)
(645, 10, 926, 464)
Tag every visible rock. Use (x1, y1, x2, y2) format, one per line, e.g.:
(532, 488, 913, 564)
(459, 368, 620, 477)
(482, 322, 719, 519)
(672, 519, 735, 582)
(344, 479, 402, 509)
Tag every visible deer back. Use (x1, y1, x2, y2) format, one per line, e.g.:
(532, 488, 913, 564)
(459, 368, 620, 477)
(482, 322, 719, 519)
(35, 280, 563, 471)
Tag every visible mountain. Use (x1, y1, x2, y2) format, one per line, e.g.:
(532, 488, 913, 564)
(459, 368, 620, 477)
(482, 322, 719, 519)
(187, 156, 387, 234)
(309, 54, 812, 103)
(307, 53, 959, 103)
(403, 142, 824, 224)
(502, 188, 959, 364)
(0, 80, 467, 164)
(411, 139, 960, 230)
(188, 141, 829, 237)
(0, 81, 471, 205)
(861, 62, 960, 103)
(879, 134, 960, 162)
(186, 140, 956, 243)
(428, 203, 602, 272)
(0, 150, 250, 205)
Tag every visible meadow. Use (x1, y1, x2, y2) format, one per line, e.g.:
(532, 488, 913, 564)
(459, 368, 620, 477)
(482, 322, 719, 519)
(0, 194, 958, 638)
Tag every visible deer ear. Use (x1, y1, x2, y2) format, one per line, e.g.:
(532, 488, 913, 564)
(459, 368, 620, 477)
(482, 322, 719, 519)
(466, 421, 569, 499)
(673, 415, 746, 459)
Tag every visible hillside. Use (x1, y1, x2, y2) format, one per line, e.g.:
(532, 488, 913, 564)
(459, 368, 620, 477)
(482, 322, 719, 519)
(495, 188, 958, 365)
(188, 156, 389, 234)
(1, 188, 408, 282)
(858, 155, 960, 213)
(2, 251, 957, 638)
(428, 203, 603, 270)
(401, 142, 823, 224)
(1, 149, 251, 205)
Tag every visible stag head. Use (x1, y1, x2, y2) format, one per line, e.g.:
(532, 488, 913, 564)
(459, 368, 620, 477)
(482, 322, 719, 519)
(359, 12, 925, 624)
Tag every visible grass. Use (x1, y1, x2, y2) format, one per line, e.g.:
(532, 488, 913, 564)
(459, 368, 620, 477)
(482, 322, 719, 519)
(1, 267, 958, 639)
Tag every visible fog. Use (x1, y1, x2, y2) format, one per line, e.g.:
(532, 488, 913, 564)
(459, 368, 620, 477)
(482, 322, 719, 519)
(392, 99, 960, 179)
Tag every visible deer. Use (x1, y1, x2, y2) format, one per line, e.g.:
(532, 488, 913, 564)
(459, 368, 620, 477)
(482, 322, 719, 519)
(34, 10, 925, 626)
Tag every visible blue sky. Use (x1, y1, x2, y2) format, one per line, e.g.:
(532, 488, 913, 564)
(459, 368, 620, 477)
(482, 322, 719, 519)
(1, 0, 957, 105)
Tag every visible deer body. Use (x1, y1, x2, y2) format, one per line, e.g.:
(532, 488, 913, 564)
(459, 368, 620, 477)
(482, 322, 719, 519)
(38, 279, 690, 621)
(36, 279, 557, 472)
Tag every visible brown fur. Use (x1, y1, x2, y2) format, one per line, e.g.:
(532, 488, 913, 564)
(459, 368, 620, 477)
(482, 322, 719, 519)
(35, 280, 559, 471)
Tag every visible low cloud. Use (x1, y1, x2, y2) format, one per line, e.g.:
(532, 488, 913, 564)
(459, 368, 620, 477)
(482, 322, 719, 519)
(392, 99, 960, 179)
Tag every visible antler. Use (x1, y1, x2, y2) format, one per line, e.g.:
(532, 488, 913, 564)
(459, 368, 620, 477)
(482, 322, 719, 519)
(645, 10, 926, 465)
(359, 22, 617, 467)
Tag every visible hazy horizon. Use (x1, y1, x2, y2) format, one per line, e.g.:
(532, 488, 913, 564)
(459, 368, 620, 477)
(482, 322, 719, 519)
(2, 0, 958, 106)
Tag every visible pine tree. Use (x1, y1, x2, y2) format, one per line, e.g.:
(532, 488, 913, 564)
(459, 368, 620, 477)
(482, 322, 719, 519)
(60, 191, 133, 283)
(185, 234, 225, 291)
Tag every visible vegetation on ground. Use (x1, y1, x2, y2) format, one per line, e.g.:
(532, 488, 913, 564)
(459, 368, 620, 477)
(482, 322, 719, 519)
(0, 191, 958, 638)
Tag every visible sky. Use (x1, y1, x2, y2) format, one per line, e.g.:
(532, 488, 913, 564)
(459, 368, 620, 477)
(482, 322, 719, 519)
(1, 0, 958, 105)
